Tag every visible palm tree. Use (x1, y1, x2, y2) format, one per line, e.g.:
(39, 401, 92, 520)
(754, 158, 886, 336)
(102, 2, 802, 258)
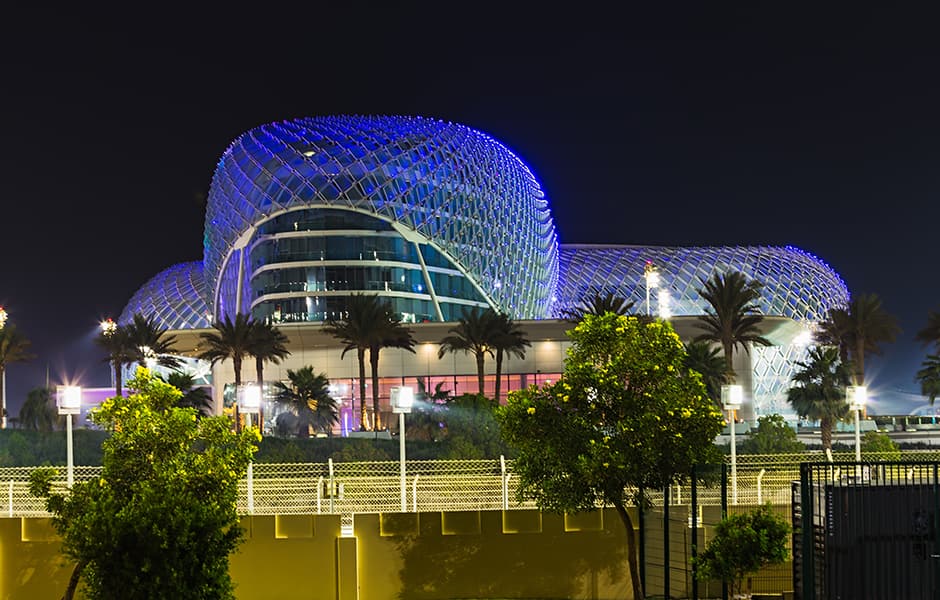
(562, 292, 636, 322)
(915, 309, 940, 349)
(0, 324, 35, 426)
(490, 312, 530, 402)
(198, 313, 256, 422)
(246, 321, 290, 387)
(325, 294, 415, 431)
(95, 321, 134, 397)
(165, 372, 213, 416)
(438, 307, 498, 397)
(787, 346, 851, 450)
(818, 293, 899, 387)
(124, 313, 181, 371)
(324, 294, 386, 430)
(274, 366, 336, 437)
(693, 271, 772, 379)
(18, 387, 58, 432)
(367, 304, 415, 430)
(684, 340, 730, 408)
(916, 355, 940, 406)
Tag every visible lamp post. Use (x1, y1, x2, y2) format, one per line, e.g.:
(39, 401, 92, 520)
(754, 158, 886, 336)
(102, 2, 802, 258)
(56, 385, 82, 487)
(238, 384, 261, 514)
(100, 318, 118, 389)
(847, 385, 867, 465)
(391, 386, 414, 512)
(643, 262, 660, 317)
(0, 307, 8, 429)
(722, 384, 743, 505)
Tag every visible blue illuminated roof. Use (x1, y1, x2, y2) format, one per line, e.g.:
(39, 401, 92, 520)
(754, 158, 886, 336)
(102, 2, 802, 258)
(555, 244, 849, 321)
(204, 115, 558, 318)
(119, 262, 210, 329)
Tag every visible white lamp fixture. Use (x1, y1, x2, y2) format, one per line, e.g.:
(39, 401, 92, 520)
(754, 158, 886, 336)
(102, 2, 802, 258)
(238, 384, 262, 429)
(56, 385, 82, 488)
(721, 384, 743, 505)
(657, 288, 672, 319)
(391, 385, 415, 512)
(847, 385, 867, 465)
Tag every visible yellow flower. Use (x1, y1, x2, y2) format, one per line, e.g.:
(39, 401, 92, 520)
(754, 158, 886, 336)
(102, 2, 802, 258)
(527, 407, 536, 415)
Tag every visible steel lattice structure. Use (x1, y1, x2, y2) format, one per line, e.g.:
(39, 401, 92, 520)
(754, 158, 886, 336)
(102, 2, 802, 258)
(554, 244, 849, 321)
(119, 261, 210, 329)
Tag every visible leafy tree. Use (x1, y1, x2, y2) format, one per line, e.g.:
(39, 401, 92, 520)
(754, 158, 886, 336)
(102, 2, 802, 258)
(438, 307, 498, 396)
(440, 393, 508, 459)
(817, 293, 899, 387)
(28, 368, 258, 600)
(124, 312, 181, 371)
(18, 386, 59, 432)
(694, 271, 772, 379)
(325, 294, 415, 431)
(410, 378, 451, 442)
(164, 371, 213, 416)
(490, 312, 530, 402)
(739, 414, 805, 454)
(787, 346, 850, 450)
(694, 504, 791, 598)
(916, 354, 940, 405)
(497, 313, 724, 600)
(861, 430, 901, 459)
(246, 321, 290, 387)
(0, 323, 35, 425)
(684, 340, 730, 408)
(561, 291, 636, 322)
(274, 366, 336, 438)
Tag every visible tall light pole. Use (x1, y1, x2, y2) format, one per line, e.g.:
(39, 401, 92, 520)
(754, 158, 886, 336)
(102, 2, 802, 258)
(643, 262, 660, 317)
(722, 384, 743, 505)
(391, 386, 414, 512)
(56, 385, 82, 487)
(238, 384, 261, 515)
(0, 306, 7, 429)
(847, 385, 867, 466)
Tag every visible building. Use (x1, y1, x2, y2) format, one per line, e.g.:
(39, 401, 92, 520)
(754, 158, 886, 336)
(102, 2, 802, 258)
(121, 115, 849, 427)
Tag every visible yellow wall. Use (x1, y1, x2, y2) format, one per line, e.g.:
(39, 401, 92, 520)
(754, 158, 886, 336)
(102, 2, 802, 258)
(0, 507, 791, 599)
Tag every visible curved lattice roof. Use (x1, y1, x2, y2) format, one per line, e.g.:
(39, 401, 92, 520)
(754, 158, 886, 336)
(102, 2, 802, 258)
(555, 245, 849, 322)
(119, 262, 210, 330)
(204, 115, 558, 318)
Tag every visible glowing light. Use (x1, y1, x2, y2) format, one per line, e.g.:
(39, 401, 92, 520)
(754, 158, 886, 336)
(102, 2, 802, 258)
(100, 318, 117, 336)
(658, 289, 672, 319)
(56, 385, 82, 414)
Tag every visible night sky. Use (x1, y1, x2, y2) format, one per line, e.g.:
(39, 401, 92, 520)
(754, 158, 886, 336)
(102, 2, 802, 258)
(1, 7, 938, 416)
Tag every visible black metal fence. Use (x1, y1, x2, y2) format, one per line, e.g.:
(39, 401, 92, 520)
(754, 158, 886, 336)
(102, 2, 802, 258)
(794, 462, 940, 600)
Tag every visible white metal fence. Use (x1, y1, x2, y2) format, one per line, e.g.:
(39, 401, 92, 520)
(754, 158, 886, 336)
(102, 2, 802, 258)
(5, 450, 934, 519)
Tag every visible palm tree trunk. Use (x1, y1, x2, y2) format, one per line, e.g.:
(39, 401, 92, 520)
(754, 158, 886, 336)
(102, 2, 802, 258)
(370, 346, 382, 431)
(613, 500, 644, 600)
(357, 348, 367, 431)
(256, 356, 265, 428)
(476, 352, 486, 397)
(723, 341, 735, 382)
(495, 349, 504, 402)
(113, 359, 123, 398)
(821, 416, 833, 450)
(233, 355, 242, 432)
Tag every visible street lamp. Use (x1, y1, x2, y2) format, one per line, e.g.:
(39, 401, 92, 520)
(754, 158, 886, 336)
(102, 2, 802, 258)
(100, 319, 118, 389)
(56, 385, 82, 487)
(391, 386, 414, 512)
(0, 306, 7, 429)
(238, 383, 262, 514)
(722, 384, 743, 505)
(847, 385, 867, 464)
(644, 262, 660, 317)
